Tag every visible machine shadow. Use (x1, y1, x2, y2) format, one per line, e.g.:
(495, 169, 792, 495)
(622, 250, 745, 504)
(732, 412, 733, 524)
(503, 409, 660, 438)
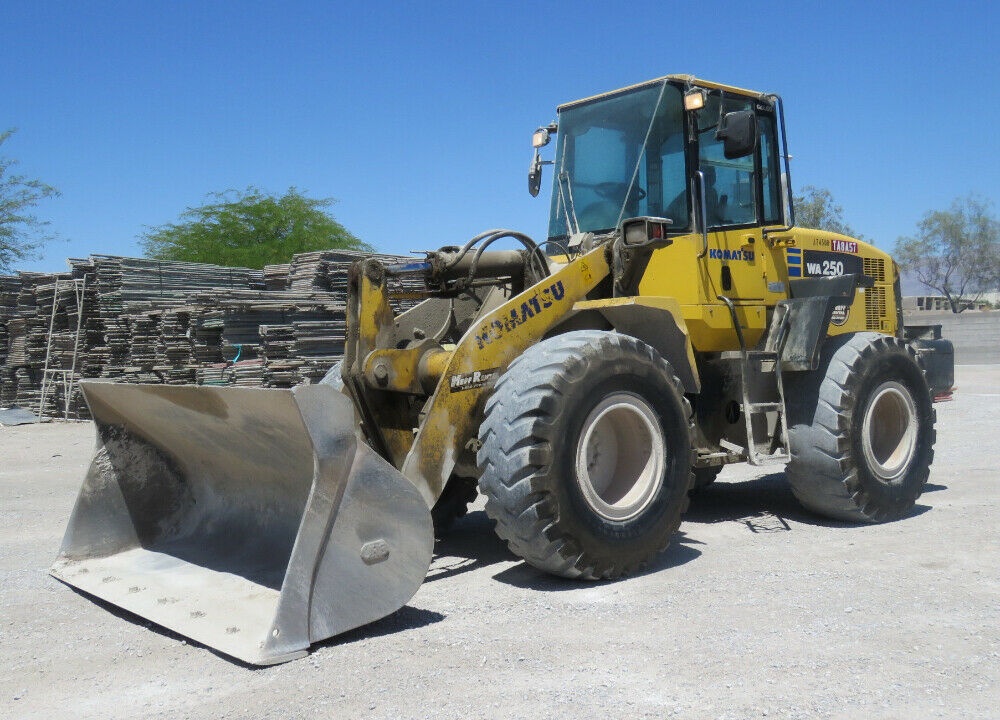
(490, 533, 702, 591)
(423, 469, 936, 591)
(685, 470, 932, 528)
(427, 506, 702, 590)
(319, 605, 446, 651)
(59, 585, 266, 669)
(424, 509, 517, 583)
(63, 581, 445, 668)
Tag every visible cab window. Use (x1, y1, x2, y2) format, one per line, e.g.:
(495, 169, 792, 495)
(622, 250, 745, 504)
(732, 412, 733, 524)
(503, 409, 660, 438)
(758, 114, 783, 225)
(697, 95, 756, 228)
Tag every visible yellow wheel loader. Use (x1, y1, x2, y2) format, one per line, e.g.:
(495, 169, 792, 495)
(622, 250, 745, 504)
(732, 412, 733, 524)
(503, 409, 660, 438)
(51, 75, 954, 664)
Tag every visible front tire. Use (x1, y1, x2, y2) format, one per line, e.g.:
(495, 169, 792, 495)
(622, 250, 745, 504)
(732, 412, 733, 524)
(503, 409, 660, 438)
(784, 332, 936, 523)
(477, 330, 693, 579)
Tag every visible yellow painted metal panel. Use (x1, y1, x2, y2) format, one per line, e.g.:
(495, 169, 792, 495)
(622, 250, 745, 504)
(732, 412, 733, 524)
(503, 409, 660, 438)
(572, 295, 700, 390)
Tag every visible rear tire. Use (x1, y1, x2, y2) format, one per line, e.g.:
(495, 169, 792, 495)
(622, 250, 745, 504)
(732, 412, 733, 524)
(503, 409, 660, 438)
(477, 330, 693, 579)
(784, 332, 935, 522)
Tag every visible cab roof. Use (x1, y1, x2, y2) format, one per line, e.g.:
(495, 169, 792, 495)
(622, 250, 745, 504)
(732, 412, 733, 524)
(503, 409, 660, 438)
(556, 75, 770, 112)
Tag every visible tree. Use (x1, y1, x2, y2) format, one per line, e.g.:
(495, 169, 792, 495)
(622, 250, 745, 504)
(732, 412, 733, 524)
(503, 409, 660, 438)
(792, 185, 861, 238)
(894, 196, 999, 313)
(0, 129, 60, 273)
(141, 187, 372, 268)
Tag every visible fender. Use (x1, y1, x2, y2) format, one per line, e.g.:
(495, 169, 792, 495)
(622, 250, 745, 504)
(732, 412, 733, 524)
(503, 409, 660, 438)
(561, 296, 701, 394)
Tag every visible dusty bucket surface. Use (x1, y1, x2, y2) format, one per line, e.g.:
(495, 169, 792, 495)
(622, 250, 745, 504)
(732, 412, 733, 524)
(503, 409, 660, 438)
(50, 381, 433, 665)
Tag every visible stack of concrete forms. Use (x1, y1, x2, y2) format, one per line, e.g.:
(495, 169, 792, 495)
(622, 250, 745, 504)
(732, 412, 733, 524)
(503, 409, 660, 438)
(183, 289, 347, 388)
(0, 276, 22, 407)
(0, 249, 415, 418)
(263, 264, 290, 291)
(0, 272, 75, 415)
(271, 249, 424, 310)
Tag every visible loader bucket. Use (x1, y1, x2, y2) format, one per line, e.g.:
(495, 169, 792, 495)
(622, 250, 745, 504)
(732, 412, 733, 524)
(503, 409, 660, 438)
(50, 381, 434, 665)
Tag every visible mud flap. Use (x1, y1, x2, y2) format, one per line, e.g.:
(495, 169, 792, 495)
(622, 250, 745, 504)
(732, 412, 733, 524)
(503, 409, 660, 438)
(50, 382, 433, 665)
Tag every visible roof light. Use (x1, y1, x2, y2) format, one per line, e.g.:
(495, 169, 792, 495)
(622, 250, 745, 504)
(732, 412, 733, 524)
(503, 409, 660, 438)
(684, 89, 707, 111)
(532, 124, 557, 148)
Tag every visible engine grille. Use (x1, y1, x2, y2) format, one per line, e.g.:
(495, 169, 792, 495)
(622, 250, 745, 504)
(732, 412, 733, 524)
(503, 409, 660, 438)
(865, 286, 887, 330)
(863, 257, 886, 282)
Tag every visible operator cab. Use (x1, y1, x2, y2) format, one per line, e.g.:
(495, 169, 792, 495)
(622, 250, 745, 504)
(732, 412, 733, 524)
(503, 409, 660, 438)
(530, 75, 792, 247)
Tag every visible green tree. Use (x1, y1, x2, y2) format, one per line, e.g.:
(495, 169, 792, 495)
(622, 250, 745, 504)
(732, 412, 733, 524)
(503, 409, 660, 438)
(0, 129, 60, 273)
(141, 187, 372, 268)
(792, 185, 861, 238)
(894, 195, 999, 313)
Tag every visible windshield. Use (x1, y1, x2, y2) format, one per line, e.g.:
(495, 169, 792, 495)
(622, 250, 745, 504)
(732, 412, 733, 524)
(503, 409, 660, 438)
(548, 81, 688, 240)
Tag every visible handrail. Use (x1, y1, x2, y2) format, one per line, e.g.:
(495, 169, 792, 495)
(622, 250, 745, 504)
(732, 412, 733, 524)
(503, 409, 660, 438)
(696, 170, 709, 258)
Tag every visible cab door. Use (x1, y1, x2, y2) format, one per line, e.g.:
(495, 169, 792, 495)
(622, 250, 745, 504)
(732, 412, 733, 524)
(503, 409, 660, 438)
(694, 97, 786, 345)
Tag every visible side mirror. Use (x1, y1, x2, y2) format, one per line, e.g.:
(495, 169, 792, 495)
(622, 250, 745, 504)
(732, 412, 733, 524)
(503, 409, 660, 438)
(528, 124, 556, 197)
(528, 151, 543, 197)
(716, 110, 757, 159)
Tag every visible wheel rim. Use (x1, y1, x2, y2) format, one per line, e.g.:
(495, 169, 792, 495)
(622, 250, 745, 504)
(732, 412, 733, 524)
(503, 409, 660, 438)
(861, 381, 918, 482)
(574, 392, 665, 521)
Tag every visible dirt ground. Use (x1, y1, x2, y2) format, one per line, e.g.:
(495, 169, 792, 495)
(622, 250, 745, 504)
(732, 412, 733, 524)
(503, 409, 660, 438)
(1, 366, 998, 720)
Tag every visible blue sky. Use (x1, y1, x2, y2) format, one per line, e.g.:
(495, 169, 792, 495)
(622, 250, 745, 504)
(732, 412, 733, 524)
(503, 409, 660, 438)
(4, 0, 998, 273)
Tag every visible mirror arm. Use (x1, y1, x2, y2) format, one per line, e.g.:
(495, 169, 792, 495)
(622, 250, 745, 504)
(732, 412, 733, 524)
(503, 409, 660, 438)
(528, 152, 554, 197)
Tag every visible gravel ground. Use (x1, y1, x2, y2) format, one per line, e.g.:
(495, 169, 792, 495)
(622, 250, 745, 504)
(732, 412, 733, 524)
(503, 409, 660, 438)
(1, 365, 998, 720)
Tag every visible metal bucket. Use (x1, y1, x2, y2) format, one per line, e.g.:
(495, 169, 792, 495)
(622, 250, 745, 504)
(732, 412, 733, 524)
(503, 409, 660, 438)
(50, 381, 433, 665)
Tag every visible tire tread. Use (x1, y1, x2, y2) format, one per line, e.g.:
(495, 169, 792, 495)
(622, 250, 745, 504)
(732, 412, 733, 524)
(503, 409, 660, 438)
(478, 330, 693, 579)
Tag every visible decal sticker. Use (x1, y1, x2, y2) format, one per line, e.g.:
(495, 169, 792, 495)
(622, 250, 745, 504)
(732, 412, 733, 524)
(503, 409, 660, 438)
(786, 247, 801, 276)
(474, 280, 566, 350)
(830, 303, 850, 326)
(801, 250, 863, 278)
(450, 367, 500, 392)
(831, 239, 858, 253)
(708, 248, 755, 261)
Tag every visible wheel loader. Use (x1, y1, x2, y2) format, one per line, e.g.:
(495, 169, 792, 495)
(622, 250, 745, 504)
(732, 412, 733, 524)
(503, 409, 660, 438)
(51, 74, 954, 665)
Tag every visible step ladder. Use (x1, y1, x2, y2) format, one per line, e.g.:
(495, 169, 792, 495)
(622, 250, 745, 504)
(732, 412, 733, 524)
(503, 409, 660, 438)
(717, 297, 791, 466)
(37, 276, 87, 421)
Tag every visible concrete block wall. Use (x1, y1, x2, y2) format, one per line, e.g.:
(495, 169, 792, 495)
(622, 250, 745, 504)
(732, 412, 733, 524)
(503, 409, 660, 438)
(904, 311, 1000, 364)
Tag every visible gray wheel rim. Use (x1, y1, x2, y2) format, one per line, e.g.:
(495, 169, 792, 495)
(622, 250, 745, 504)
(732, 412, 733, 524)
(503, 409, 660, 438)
(574, 392, 665, 521)
(861, 380, 918, 482)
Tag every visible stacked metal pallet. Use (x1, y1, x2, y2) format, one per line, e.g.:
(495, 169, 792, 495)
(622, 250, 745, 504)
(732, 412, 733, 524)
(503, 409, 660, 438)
(0, 277, 20, 406)
(185, 289, 347, 388)
(1, 273, 61, 412)
(277, 249, 424, 311)
(0, 278, 18, 407)
(263, 263, 291, 291)
(155, 307, 197, 385)
(0, 249, 416, 417)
